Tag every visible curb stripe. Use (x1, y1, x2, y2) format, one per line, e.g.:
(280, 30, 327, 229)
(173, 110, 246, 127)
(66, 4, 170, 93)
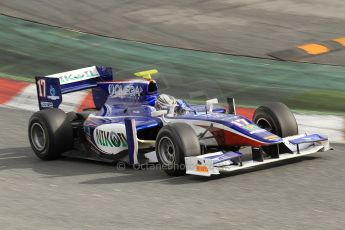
(268, 36, 345, 61)
(58, 90, 88, 112)
(298, 44, 329, 55)
(4, 84, 39, 111)
(0, 78, 30, 104)
(77, 91, 95, 112)
(333, 37, 345, 46)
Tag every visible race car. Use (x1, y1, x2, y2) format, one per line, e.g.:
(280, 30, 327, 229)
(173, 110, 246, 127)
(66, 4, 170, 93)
(28, 66, 330, 176)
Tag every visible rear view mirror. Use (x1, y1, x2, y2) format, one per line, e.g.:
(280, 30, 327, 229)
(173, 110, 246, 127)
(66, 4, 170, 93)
(206, 98, 218, 113)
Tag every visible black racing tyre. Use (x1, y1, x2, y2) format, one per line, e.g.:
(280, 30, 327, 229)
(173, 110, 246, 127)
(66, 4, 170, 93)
(253, 102, 298, 155)
(253, 102, 298, 137)
(28, 108, 73, 160)
(156, 123, 200, 176)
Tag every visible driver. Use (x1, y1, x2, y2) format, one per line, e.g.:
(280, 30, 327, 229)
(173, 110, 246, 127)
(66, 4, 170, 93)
(154, 94, 190, 115)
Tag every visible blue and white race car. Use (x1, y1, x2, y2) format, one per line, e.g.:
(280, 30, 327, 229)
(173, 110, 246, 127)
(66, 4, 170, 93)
(28, 66, 330, 176)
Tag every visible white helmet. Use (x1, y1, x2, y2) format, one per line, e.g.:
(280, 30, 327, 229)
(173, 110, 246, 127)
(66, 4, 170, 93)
(155, 94, 177, 111)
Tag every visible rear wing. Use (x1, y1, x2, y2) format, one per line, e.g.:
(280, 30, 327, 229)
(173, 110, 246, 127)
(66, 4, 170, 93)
(35, 66, 113, 110)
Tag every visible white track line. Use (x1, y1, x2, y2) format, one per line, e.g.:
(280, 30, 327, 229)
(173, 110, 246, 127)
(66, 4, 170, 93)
(4, 84, 39, 111)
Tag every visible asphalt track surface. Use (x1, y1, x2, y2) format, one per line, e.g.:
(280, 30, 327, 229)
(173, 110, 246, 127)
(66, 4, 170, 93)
(1, 107, 345, 230)
(1, 0, 345, 65)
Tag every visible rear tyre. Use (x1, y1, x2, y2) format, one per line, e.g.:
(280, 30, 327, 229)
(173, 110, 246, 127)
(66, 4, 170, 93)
(156, 123, 200, 176)
(253, 102, 298, 155)
(28, 108, 73, 160)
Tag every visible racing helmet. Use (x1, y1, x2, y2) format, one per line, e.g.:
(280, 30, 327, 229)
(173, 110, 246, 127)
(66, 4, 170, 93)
(155, 94, 177, 111)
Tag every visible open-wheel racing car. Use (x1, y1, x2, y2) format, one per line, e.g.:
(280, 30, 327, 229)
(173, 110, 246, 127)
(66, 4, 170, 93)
(28, 66, 331, 176)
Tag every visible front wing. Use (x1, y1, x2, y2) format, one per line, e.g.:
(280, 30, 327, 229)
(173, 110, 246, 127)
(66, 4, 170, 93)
(185, 133, 330, 176)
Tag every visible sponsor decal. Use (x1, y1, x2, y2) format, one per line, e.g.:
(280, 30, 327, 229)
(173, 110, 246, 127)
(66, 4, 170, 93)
(264, 135, 280, 140)
(46, 66, 100, 85)
(47, 85, 60, 100)
(231, 119, 267, 133)
(59, 69, 98, 84)
(40, 101, 53, 108)
(196, 165, 209, 173)
(92, 124, 128, 155)
(242, 124, 260, 131)
(95, 129, 128, 148)
(241, 124, 266, 134)
(108, 84, 143, 98)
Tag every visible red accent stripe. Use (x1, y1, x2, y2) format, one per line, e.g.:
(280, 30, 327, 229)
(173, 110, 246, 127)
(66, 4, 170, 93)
(197, 122, 263, 147)
(237, 107, 255, 120)
(0, 78, 30, 104)
(77, 91, 95, 112)
(223, 129, 263, 147)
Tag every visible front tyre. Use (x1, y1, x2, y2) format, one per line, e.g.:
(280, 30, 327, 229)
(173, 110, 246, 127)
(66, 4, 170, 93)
(28, 108, 73, 160)
(253, 102, 298, 137)
(253, 102, 298, 155)
(156, 123, 200, 176)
